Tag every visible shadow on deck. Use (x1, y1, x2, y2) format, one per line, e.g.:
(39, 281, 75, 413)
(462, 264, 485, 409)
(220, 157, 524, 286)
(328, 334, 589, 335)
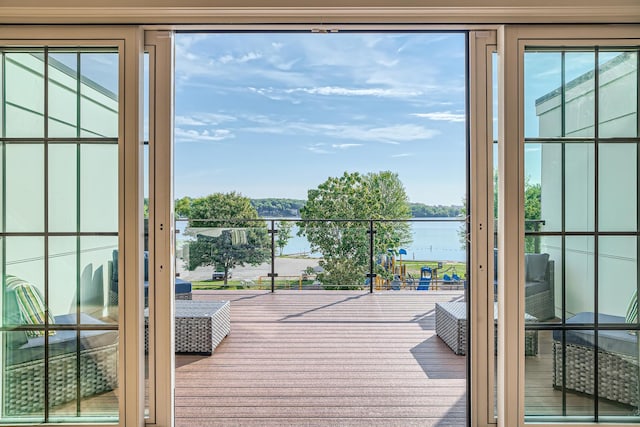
(175, 290, 467, 427)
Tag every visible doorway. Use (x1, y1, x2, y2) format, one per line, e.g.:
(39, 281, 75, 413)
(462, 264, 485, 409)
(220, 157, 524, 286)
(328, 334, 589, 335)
(170, 31, 471, 426)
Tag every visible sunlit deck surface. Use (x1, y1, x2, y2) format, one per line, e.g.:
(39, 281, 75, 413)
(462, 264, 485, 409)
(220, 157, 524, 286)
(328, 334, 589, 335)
(175, 290, 467, 427)
(173, 290, 635, 427)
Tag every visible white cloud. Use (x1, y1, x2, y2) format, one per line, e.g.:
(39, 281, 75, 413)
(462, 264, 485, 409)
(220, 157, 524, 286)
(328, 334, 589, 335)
(285, 86, 422, 98)
(332, 143, 363, 149)
(219, 54, 234, 64)
(217, 51, 262, 64)
(412, 111, 466, 123)
(175, 113, 236, 126)
(377, 59, 399, 67)
(238, 52, 263, 63)
(335, 124, 439, 144)
(306, 143, 331, 154)
(175, 128, 235, 142)
(392, 153, 413, 158)
(175, 116, 207, 126)
(242, 120, 439, 144)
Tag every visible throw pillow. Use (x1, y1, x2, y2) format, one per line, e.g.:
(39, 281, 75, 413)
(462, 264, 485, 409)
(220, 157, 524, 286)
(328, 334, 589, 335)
(626, 289, 637, 324)
(6, 276, 55, 337)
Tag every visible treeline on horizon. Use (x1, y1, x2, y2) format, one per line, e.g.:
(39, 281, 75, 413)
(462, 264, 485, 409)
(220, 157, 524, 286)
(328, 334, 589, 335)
(250, 198, 462, 218)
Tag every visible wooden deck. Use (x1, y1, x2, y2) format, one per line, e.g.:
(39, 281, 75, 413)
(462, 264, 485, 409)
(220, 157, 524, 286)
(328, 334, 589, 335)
(175, 290, 468, 427)
(66, 290, 636, 424)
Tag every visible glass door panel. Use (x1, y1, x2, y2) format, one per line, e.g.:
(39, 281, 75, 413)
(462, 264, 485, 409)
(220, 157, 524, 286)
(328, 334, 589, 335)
(523, 45, 640, 423)
(0, 47, 120, 424)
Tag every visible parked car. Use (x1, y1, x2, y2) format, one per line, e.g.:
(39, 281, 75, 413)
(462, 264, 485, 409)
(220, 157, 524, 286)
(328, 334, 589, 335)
(211, 270, 232, 281)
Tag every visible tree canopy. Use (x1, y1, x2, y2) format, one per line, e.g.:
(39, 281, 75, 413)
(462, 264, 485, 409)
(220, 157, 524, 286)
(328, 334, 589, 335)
(298, 171, 412, 289)
(250, 198, 305, 217)
(177, 192, 269, 284)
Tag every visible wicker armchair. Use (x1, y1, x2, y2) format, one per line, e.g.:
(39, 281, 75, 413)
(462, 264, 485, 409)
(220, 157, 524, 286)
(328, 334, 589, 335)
(494, 250, 556, 321)
(553, 312, 638, 407)
(109, 249, 192, 307)
(3, 287, 118, 415)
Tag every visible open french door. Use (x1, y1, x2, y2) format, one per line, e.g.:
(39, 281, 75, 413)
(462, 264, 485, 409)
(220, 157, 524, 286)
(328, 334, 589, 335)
(0, 26, 145, 426)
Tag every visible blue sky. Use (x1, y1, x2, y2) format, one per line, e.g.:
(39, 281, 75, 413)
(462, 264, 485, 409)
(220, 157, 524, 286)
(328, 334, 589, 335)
(174, 33, 467, 205)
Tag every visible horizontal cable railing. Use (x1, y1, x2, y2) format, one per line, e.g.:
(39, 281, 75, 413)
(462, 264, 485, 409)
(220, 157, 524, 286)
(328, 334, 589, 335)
(175, 217, 468, 293)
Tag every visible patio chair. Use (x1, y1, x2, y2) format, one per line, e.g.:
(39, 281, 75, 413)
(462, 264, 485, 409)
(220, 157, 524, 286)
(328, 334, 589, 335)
(109, 250, 192, 307)
(3, 278, 118, 415)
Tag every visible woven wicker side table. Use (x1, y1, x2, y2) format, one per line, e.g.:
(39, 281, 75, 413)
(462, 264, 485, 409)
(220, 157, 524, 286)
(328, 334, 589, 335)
(435, 302, 538, 356)
(145, 300, 230, 355)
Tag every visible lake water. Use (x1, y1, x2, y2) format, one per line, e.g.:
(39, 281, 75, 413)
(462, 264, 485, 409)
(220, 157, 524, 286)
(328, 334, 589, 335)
(176, 218, 466, 262)
(281, 220, 466, 262)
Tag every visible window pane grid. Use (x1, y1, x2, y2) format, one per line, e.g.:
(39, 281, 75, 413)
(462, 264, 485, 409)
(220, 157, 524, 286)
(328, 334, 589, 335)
(525, 46, 640, 421)
(0, 47, 118, 423)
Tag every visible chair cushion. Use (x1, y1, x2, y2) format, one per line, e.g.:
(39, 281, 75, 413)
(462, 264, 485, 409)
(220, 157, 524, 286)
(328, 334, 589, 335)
(6, 276, 55, 338)
(7, 313, 118, 366)
(525, 253, 549, 282)
(143, 278, 192, 298)
(3, 285, 29, 348)
(175, 278, 193, 295)
(553, 312, 638, 358)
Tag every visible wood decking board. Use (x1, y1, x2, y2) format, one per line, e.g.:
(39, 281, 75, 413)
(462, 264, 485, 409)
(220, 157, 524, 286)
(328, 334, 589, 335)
(62, 290, 636, 423)
(176, 290, 467, 427)
(172, 290, 635, 426)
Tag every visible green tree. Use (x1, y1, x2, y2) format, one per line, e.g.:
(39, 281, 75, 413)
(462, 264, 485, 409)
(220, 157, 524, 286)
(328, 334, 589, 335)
(482, 172, 542, 253)
(298, 171, 412, 289)
(276, 221, 293, 256)
(177, 192, 269, 285)
(175, 196, 193, 218)
(524, 179, 542, 253)
(458, 172, 542, 252)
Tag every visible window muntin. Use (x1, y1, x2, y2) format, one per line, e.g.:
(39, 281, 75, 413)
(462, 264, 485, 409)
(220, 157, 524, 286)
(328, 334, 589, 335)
(523, 46, 640, 422)
(0, 48, 119, 424)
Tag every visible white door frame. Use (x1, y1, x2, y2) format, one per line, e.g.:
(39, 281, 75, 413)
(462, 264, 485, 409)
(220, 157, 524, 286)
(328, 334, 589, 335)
(144, 30, 175, 427)
(497, 24, 640, 427)
(0, 25, 145, 427)
(146, 26, 498, 427)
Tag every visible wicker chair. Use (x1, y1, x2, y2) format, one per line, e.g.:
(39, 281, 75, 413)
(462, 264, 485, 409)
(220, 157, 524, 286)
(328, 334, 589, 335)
(494, 250, 556, 321)
(552, 312, 639, 407)
(109, 249, 192, 307)
(3, 288, 118, 416)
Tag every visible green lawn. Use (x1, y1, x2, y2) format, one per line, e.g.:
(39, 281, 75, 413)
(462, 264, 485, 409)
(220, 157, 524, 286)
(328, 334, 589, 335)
(192, 278, 316, 291)
(189, 259, 467, 291)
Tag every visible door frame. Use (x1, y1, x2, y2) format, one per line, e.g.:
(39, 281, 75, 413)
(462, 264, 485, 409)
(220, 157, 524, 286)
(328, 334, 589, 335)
(145, 26, 498, 427)
(0, 25, 144, 427)
(497, 24, 640, 427)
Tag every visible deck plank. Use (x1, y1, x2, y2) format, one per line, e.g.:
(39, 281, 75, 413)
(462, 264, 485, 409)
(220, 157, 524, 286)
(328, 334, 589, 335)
(174, 290, 634, 426)
(176, 290, 467, 427)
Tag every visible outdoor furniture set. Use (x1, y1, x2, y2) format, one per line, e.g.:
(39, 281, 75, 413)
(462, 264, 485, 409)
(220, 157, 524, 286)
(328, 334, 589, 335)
(435, 301, 539, 356)
(437, 251, 640, 408)
(3, 268, 230, 415)
(3, 278, 118, 416)
(144, 300, 231, 354)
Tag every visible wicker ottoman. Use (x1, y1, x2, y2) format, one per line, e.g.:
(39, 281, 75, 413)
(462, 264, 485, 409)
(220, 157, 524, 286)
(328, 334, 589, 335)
(145, 300, 230, 354)
(435, 302, 538, 356)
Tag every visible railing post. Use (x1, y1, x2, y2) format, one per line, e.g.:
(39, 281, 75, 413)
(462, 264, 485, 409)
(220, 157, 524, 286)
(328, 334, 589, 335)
(268, 219, 277, 293)
(368, 219, 375, 293)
